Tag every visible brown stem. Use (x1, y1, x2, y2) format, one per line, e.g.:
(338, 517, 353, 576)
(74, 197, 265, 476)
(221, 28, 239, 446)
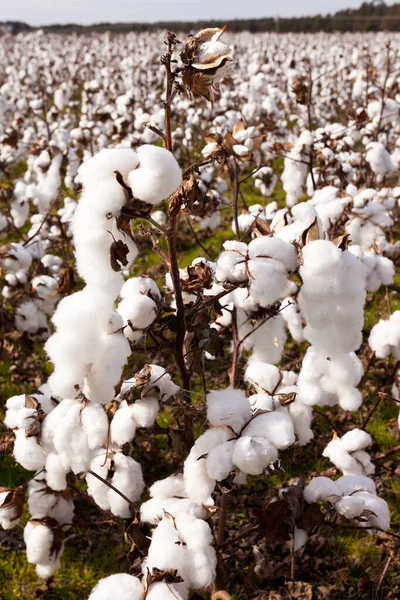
(230, 157, 240, 241)
(229, 307, 239, 387)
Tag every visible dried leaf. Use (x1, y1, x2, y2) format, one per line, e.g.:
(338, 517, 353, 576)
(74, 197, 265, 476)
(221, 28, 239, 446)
(301, 217, 320, 246)
(125, 512, 151, 564)
(258, 499, 291, 543)
(110, 239, 129, 272)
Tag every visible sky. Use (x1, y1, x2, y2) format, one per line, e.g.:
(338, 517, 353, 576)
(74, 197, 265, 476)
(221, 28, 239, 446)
(0, 0, 396, 26)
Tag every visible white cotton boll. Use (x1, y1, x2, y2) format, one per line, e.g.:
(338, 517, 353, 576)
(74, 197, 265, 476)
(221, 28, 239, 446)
(232, 436, 278, 475)
(289, 399, 314, 446)
(184, 427, 233, 503)
(145, 518, 187, 580)
(335, 475, 376, 496)
(280, 298, 304, 342)
(175, 512, 216, 589)
(244, 361, 281, 394)
(369, 312, 400, 360)
(120, 276, 161, 300)
(110, 403, 138, 445)
(15, 300, 47, 335)
(28, 477, 74, 525)
(146, 582, 187, 600)
(108, 454, 144, 518)
(78, 148, 139, 189)
(45, 453, 68, 491)
(247, 258, 288, 307)
(351, 450, 375, 475)
(35, 559, 62, 579)
(24, 521, 54, 566)
(86, 454, 110, 512)
(242, 411, 295, 449)
(0, 491, 21, 529)
(304, 477, 340, 503)
(131, 397, 159, 428)
(206, 440, 236, 480)
(335, 495, 366, 520)
(128, 145, 182, 205)
(249, 393, 274, 413)
(215, 250, 247, 283)
(351, 491, 390, 531)
(81, 402, 109, 450)
(41, 398, 77, 452)
(206, 388, 251, 433)
(89, 574, 145, 600)
(322, 439, 365, 476)
(13, 430, 46, 471)
(140, 497, 192, 525)
(149, 474, 186, 500)
(340, 429, 372, 453)
(3, 394, 26, 429)
(117, 294, 158, 338)
(248, 237, 297, 272)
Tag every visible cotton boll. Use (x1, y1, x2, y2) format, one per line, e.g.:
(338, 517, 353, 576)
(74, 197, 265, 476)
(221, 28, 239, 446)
(335, 495, 366, 520)
(149, 474, 186, 500)
(335, 475, 376, 496)
(340, 429, 372, 453)
(249, 393, 274, 413)
(89, 574, 145, 600)
(351, 491, 390, 531)
(184, 427, 233, 503)
(108, 454, 144, 518)
(78, 148, 139, 190)
(28, 477, 74, 525)
(175, 512, 216, 589)
(206, 440, 236, 480)
(304, 477, 340, 503)
(247, 258, 288, 307)
(128, 145, 182, 205)
(45, 453, 68, 491)
(110, 403, 138, 445)
(290, 526, 308, 551)
(81, 402, 109, 450)
(146, 582, 188, 600)
(24, 521, 55, 566)
(242, 411, 295, 449)
(13, 430, 46, 471)
(248, 237, 297, 272)
(215, 249, 248, 283)
(232, 436, 278, 475)
(206, 388, 251, 433)
(145, 518, 188, 582)
(244, 361, 281, 394)
(117, 294, 158, 338)
(289, 399, 314, 446)
(131, 397, 159, 428)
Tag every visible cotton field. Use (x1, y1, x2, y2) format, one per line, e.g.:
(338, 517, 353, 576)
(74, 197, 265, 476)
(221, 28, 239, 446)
(0, 26, 400, 599)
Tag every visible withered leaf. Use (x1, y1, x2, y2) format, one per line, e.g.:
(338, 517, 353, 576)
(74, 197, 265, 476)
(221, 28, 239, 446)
(296, 502, 325, 533)
(58, 266, 75, 295)
(25, 395, 38, 410)
(332, 233, 350, 251)
(0, 430, 15, 455)
(150, 568, 184, 585)
(110, 239, 129, 272)
(258, 499, 291, 543)
(125, 513, 151, 564)
(301, 217, 320, 246)
(254, 216, 271, 236)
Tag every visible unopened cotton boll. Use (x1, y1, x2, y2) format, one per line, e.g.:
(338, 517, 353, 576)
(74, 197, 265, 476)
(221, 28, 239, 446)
(88, 573, 145, 600)
(206, 388, 251, 433)
(128, 145, 182, 205)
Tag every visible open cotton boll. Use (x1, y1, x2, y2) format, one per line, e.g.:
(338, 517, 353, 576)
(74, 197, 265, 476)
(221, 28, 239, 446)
(206, 388, 251, 433)
(13, 430, 46, 471)
(80, 403, 109, 450)
(289, 399, 314, 446)
(247, 258, 288, 307)
(206, 440, 236, 480)
(304, 477, 340, 503)
(244, 361, 281, 394)
(120, 276, 161, 300)
(249, 393, 275, 413)
(28, 477, 74, 525)
(369, 311, 400, 359)
(242, 411, 295, 449)
(340, 429, 372, 453)
(89, 574, 145, 600)
(335, 495, 366, 520)
(128, 145, 182, 205)
(110, 402, 138, 445)
(184, 427, 233, 503)
(215, 249, 247, 283)
(322, 438, 371, 476)
(78, 147, 139, 190)
(45, 453, 68, 491)
(131, 397, 159, 428)
(149, 474, 186, 500)
(175, 512, 217, 589)
(145, 518, 188, 582)
(351, 491, 390, 531)
(335, 475, 376, 496)
(117, 294, 158, 339)
(140, 497, 193, 525)
(146, 582, 188, 600)
(232, 436, 278, 475)
(248, 236, 297, 272)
